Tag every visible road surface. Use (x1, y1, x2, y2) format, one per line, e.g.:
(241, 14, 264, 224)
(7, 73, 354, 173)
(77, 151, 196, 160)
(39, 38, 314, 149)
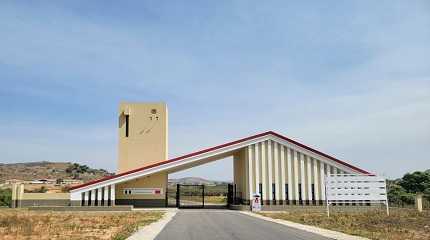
(155, 209, 331, 240)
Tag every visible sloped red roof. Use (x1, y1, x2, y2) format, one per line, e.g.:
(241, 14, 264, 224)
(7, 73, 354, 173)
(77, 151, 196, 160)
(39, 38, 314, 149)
(70, 131, 370, 191)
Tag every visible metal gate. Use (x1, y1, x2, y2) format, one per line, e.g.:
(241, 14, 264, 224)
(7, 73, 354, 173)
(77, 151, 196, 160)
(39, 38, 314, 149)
(227, 184, 233, 205)
(171, 184, 239, 208)
(176, 184, 205, 208)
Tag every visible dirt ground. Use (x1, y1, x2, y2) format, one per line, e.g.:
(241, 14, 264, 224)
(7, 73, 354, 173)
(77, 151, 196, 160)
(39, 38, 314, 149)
(260, 208, 430, 240)
(0, 209, 163, 240)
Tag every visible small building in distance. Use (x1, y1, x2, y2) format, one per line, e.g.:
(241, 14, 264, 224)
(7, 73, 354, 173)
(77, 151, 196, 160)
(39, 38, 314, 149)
(58, 179, 84, 186)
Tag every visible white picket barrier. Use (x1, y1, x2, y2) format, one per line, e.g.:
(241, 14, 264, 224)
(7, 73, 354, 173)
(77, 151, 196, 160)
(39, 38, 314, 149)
(325, 174, 389, 216)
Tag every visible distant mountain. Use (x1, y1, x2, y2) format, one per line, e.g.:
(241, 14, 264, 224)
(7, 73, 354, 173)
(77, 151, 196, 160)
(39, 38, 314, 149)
(0, 161, 113, 183)
(168, 177, 231, 185)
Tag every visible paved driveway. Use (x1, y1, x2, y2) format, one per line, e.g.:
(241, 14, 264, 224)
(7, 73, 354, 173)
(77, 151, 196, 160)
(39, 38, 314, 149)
(155, 209, 331, 240)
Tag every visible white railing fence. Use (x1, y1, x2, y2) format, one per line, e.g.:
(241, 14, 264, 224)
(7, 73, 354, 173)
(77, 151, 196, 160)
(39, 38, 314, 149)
(325, 174, 389, 216)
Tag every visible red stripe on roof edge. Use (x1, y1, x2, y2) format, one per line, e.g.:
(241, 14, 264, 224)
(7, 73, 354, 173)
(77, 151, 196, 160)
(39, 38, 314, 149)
(70, 131, 370, 191)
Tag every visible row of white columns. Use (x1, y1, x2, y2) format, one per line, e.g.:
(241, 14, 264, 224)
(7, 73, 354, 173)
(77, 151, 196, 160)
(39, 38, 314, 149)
(246, 140, 348, 204)
(80, 184, 115, 206)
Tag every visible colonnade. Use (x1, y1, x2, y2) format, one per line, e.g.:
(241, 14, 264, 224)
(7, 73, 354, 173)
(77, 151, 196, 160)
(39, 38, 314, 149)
(72, 184, 116, 206)
(240, 140, 349, 205)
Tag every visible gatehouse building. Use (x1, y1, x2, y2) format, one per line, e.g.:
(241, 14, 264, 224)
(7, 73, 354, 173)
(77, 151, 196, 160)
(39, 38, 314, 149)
(68, 102, 370, 208)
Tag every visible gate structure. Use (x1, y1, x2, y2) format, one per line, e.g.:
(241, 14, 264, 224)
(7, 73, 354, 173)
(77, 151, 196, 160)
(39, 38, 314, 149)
(176, 184, 205, 208)
(173, 184, 237, 208)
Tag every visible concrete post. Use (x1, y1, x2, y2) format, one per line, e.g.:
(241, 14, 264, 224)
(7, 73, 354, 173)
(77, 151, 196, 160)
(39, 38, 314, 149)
(110, 184, 116, 206)
(247, 146, 254, 203)
(267, 140, 273, 205)
(91, 189, 97, 206)
(103, 187, 109, 206)
(11, 184, 17, 208)
(280, 145, 286, 202)
(293, 150, 299, 204)
(14, 184, 24, 208)
(416, 193, 423, 213)
(255, 144, 260, 198)
(286, 147, 293, 204)
(97, 188, 103, 206)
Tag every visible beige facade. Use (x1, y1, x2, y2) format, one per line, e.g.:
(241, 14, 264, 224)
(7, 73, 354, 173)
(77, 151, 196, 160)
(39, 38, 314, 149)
(115, 172, 167, 207)
(118, 102, 168, 173)
(115, 102, 169, 206)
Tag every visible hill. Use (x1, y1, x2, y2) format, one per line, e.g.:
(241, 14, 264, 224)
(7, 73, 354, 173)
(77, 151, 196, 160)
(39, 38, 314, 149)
(0, 161, 113, 183)
(168, 177, 230, 186)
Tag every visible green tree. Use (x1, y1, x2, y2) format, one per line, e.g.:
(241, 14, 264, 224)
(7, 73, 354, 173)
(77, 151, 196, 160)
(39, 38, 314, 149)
(0, 188, 12, 207)
(78, 164, 90, 173)
(387, 183, 415, 205)
(399, 171, 430, 193)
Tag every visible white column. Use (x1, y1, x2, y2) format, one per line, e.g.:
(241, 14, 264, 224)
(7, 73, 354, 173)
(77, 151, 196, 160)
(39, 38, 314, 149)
(320, 162, 326, 201)
(261, 141, 267, 201)
(91, 189, 97, 206)
(18, 184, 24, 207)
(300, 153, 305, 202)
(274, 142, 280, 201)
(267, 140, 273, 202)
(307, 156, 312, 202)
(97, 188, 103, 206)
(110, 184, 115, 206)
(293, 150, 299, 203)
(313, 158, 320, 201)
(84, 191, 89, 206)
(280, 145, 286, 201)
(255, 143, 260, 194)
(247, 146, 254, 200)
(287, 147, 293, 202)
(104, 186, 109, 206)
(11, 184, 16, 208)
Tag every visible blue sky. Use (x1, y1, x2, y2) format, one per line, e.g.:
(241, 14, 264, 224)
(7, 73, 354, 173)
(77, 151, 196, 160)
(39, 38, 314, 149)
(0, 1, 429, 181)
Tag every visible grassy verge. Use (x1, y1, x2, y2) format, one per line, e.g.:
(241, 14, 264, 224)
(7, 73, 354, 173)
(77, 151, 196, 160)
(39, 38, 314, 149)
(0, 209, 163, 240)
(259, 208, 430, 240)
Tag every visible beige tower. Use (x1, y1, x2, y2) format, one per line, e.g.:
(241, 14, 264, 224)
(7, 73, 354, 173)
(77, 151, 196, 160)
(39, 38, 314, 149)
(118, 102, 168, 173)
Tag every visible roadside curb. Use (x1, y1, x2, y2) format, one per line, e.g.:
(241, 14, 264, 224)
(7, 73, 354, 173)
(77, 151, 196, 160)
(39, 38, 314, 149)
(127, 209, 178, 240)
(239, 211, 370, 240)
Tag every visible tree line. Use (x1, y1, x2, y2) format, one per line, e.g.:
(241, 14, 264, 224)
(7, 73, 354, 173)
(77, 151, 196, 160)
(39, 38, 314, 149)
(387, 169, 430, 205)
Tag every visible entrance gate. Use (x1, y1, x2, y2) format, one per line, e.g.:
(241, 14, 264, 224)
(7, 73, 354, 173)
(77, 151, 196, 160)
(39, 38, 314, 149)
(172, 184, 236, 208)
(176, 184, 205, 208)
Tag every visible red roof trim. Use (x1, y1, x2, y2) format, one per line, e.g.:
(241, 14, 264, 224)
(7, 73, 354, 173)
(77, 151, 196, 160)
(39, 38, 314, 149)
(268, 131, 370, 175)
(70, 131, 369, 191)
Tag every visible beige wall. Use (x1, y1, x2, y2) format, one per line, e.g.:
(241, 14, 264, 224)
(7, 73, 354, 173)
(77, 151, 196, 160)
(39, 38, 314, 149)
(118, 102, 168, 173)
(233, 149, 246, 199)
(11, 184, 70, 208)
(116, 172, 167, 200)
(22, 193, 70, 200)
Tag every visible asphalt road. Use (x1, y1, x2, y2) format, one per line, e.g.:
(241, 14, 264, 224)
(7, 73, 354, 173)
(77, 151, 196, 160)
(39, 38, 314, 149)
(155, 209, 331, 240)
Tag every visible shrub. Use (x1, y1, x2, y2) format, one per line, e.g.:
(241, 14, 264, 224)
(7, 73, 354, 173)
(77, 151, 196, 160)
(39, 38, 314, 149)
(0, 188, 12, 207)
